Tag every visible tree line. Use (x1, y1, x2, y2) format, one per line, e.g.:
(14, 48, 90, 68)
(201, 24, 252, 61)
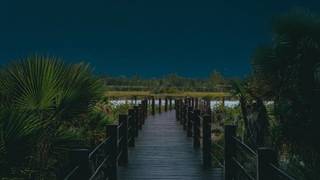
(102, 71, 231, 93)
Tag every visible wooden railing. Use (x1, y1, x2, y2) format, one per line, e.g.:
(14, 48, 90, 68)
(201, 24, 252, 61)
(175, 98, 297, 180)
(63, 100, 148, 180)
(149, 97, 174, 115)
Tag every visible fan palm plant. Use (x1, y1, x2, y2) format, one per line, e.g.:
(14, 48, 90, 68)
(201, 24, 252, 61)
(0, 55, 105, 179)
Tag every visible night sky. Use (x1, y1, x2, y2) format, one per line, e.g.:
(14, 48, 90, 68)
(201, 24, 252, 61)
(1, 0, 319, 77)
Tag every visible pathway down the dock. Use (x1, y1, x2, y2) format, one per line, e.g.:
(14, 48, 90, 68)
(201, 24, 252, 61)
(118, 111, 223, 180)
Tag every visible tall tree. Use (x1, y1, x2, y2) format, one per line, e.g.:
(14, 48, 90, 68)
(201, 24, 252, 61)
(252, 9, 320, 179)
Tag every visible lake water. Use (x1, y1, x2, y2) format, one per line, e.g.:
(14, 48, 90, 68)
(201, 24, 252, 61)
(110, 99, 274, 108)
(110, 100, 241, 108)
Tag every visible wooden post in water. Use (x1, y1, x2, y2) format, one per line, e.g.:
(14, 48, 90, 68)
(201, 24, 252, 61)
(257, 148, 278, 180)
(202, 114, 212, 168)
(206, 99, 211, 113)
(107, 125, 118, 180)
(159, 98, 162, 114)
(187, 107, 193, 137)
(193, 109, 201, 148)
(225, 125, 236, 180)
(165, 98, 168, 112)
(128, 109, 135, 147)
(69, 149, 90, 180)
(222, 96, 225, 108)
(152, 97, 155, 115)
(134, 96, 137, 105)
(118, 114, 128, 165)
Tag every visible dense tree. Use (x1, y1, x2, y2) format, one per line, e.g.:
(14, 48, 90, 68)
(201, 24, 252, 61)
(252, 9, 320, 179)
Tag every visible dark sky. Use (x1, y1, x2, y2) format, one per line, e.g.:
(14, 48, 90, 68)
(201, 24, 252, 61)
(0, 0, 319, 77)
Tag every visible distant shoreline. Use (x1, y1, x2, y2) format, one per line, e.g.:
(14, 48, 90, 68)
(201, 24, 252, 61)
(106, 90, 231, 99)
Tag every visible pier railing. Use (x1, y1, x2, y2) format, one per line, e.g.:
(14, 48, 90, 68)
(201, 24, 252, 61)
(63, 100, 148, 180)
(175, 98, 296, 180)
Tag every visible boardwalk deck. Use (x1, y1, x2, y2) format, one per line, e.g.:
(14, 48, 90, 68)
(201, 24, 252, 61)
(118, 111, 223, 180)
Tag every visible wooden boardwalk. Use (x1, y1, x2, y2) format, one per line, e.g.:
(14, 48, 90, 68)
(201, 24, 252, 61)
(118, 110, 223, 180)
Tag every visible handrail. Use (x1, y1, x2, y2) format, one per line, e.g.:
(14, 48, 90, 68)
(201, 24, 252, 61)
(269, 163, 296, 180)
(210, 152, 224, 168)
(175, 99, 298, 180)
(118, 122, 124, 129)
(64, 166, 79, 180)
(212, 142, 224, 151)
(117, 151, 123, 161)
(232, 158, 256, 180)
(89, 155, 110, 180)
(89, 137, 111, 159)
(233, 137, 257, 157)
(118, 136, 124, 145)
(64, 99, 150, 180)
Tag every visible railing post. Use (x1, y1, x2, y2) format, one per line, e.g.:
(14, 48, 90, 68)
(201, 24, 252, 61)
(193, 109, 201, 148)
(203, 114, 212, 168)
(257, 148, 278, 180)
(175, 99, 179, 120)
(144, 99, 148, 118)
(178, 100, 182, 122)
(180, 100, 184, 122)
(138, 105, 143, 129)
(159, 98, 162, 114)
(152, 97, 155, 115)
(165, 98, 168, 112)
(107, 125, 118, 180)
(128, 109, 135, 147)
(195, 98, 199, 109)
(169, 98, 172, 110)
(134, 106, 139, 137)
(225, 125, 236, 180)
(191, 98, 195, 108)
(183, 104, 187, 129)
(187, 107, 193, 137)
(119, 114, 128, 165)
(69, 149, 90, 180)
(148, 98, 151, 114)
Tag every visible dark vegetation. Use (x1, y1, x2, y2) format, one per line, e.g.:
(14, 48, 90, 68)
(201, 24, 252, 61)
(215, 9, 320, 180)
(103, 71, 231, 93)
(0, 57, 130, 179)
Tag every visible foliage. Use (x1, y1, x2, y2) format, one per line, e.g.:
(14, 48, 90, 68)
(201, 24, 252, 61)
(103, 73, 231, 92)
(251, 9, 320, 179)
(230, 80, 270, 148)
(0, 56, 105, 179)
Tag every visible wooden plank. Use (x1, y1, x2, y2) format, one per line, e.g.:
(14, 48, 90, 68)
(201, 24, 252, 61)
(118, 111, 223, 180)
